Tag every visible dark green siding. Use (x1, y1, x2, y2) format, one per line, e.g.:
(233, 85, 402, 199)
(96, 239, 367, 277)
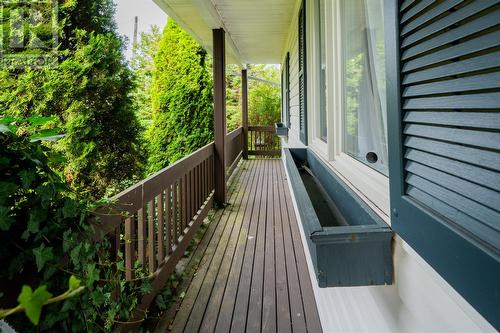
(386, 0, 500, 329)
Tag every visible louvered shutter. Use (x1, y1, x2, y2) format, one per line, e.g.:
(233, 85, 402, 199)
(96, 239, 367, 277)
(386, 0, 500, 328)
(285, 52, 291, 128)
(298, 2, 307, 144)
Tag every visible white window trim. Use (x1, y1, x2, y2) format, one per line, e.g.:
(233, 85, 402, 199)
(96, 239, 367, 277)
(311, 0, 390, 220)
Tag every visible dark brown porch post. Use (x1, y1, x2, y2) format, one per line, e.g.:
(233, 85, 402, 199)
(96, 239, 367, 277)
(213, 28, 227, 205)
(242, 68, 249, 160)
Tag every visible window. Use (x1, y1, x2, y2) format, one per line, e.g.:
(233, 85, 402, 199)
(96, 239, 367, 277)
(341, 0, 387, 175)
(309, 0, 389, 216)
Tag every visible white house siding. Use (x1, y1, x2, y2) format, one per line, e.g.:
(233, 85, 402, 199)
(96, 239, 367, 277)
(280, 2, 496, 332)
(281, 0, 304, 149)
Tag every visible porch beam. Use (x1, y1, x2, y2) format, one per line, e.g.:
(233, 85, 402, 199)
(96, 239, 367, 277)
(242, 68, 249, 160)
(213, 28, 227, 205)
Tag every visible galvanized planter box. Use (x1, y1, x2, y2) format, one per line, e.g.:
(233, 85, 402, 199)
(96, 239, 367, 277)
(283, 148, 393, 287)
(275, 122, 289, 136)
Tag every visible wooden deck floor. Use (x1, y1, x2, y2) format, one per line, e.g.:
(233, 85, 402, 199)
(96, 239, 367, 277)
(156, 159, 322, 333)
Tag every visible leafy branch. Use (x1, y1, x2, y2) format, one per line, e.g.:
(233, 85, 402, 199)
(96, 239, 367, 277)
(0, 276, 84, 325)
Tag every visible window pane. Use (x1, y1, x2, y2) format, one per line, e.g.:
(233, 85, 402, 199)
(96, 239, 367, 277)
(341, 0, 387, 175)
(318, 0, 327, 142)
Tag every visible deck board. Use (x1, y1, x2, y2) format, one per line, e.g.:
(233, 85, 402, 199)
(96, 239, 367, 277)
(158, 159, 322, 333)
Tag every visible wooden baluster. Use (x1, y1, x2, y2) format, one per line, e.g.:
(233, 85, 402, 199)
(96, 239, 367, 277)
(166, 184, 171, 254)
(195, 164, 200, 212)
(147, 200, 156, 273)
(157, 192, 165, 264)
(184, 173, 188, 228)
(125, 217, 135, 281)
(189, 169, 194, 220)
(173, 179, 178, 244)
(186, 170, 191, 225)
(137, 207, 146, 268)
(180, 176, 185, 234)
(202, 159, 206, 201)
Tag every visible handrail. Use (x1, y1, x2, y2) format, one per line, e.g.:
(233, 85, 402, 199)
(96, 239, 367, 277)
(226, 126, 243, 142)
(248, 125, 281, 157)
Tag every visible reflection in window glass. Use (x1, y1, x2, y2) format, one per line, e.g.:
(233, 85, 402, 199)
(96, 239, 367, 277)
(342, 0, 388, 175)
(318, 0, 327, 142)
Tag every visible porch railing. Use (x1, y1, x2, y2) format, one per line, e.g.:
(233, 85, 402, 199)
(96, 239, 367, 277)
(226, 127, 244, 177)
(248, 125, 281, 157)
(93, 141, 218, 328)
(91, 124, 281, 329)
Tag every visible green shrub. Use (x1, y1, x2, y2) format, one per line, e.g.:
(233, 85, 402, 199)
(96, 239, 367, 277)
(0, 119, 150, 331)
(147, 19, 213, 172)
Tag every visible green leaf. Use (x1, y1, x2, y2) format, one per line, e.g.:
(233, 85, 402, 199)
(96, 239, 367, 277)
(33, 244, 54, 272)
(62, 199, 79, 218)
(27, 115, 57, 126)
(30, 129, 64, 142)
(0, 181, 17, 205)
(0, 206, 14, 231)
(27, 208, 47, 235)
(17, 285, 52, 325)
(0, 124, 11, 133)
(19, 170, 36, 188)
(69, 275, 81, 291)
(86, 263, 99, 286)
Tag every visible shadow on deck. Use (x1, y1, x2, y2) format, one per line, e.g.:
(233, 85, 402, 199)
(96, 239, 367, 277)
(155, 159, 322, 333)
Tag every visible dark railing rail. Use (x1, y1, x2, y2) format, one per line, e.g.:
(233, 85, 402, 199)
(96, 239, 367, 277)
(226, 127, 244, 178)
(248, 125, 281, 157)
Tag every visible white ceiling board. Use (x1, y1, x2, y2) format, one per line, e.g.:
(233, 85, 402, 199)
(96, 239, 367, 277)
(153, 0, 299, 64)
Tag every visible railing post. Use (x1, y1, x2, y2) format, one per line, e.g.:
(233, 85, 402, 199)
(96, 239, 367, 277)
(242, 68, 249, 160)
(213, 28, 227, 205)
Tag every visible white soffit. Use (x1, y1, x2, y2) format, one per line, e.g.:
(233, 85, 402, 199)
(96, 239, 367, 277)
(153, 0, 298, 65)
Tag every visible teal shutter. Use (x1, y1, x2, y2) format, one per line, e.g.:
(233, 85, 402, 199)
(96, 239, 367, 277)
(386, 0, 500, 329)
(285, 52, 291, 128)
(298, 2, 307, 144)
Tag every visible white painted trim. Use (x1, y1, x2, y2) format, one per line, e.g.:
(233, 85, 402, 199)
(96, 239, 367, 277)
(191, 0, 244, 67)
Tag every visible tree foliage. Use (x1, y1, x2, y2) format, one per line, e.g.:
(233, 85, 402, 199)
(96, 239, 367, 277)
(131, 25, 163, 129)
(248, 65, 281, 126)
(147, 19, 213, 172)
(0, 0, 143, 199)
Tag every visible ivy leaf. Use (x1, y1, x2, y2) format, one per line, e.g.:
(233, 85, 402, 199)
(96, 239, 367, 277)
(69, 275, 81, 291)
(0, 206, 14, 231)
(19, 169, 36, 188)
(33, 244, 54, 272)
(0, 181, 17, 205)
(17, 285, 52, 325)
(62, 199, 79, 219)
(86, 263, 99, 286)
(26, 208, 47, 235)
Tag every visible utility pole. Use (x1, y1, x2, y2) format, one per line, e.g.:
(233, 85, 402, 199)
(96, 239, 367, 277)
(132, 16, 138, 56)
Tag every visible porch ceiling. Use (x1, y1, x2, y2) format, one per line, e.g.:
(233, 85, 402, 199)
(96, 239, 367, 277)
(153, 0, 298, 65)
